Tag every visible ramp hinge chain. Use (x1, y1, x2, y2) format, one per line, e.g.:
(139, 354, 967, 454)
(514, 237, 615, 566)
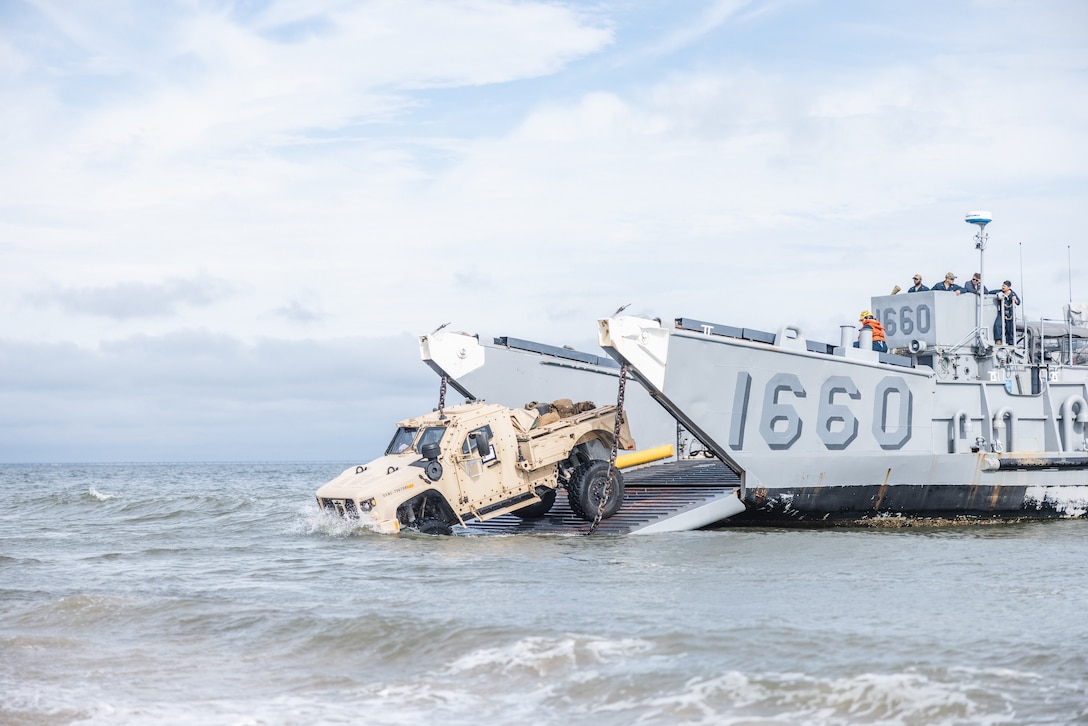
(589, 362, 628, 535)
(438, 374, 448, 413)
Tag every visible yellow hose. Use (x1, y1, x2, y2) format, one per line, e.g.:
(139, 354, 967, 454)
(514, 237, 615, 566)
(616, 444, 675, 469)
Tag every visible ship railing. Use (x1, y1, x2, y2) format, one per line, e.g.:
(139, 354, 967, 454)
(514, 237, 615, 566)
(1023, 317, 1088, 368)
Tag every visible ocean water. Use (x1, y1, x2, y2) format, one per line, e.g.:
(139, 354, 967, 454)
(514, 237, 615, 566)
(2, 463, 1086, 725)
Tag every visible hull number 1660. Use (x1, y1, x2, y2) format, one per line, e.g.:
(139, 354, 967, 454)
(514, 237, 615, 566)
(727, 372, 914, 452)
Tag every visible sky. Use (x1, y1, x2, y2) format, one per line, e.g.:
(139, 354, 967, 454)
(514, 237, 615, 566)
(2, 0, 1087, 462)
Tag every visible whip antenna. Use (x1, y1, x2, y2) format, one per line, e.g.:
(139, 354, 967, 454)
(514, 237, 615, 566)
(1069, 245, 1074, 365)
(1069, 245, 1074, 312)
(1019, 242, 1027, 358)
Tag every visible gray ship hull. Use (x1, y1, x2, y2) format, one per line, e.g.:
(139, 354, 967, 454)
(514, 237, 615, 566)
(599, 304, 1088, 522)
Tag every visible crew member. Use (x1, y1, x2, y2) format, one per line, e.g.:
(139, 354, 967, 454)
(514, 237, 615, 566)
(907, 274, 929, 293)
(993, 280, 1021, 345)
(934, 272, 962, 294)
(964, 273, 992, 295)
(854, 310, 888, 353)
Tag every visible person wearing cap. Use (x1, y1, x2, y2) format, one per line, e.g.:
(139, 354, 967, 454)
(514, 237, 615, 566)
(963, 272, 993, 295)
(853, 310, 888, 352)
(907, 274, 929, 293)
(934, 272, 962, 294)
(993, 280, 1021, 345)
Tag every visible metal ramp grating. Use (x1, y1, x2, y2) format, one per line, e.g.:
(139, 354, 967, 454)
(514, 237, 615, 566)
(461, 459, 743, 535)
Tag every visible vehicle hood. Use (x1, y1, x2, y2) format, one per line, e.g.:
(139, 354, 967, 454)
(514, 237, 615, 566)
(316, 454, 429, 501)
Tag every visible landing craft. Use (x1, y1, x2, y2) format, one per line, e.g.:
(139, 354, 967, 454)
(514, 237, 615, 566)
(423, 213, 1088, 526)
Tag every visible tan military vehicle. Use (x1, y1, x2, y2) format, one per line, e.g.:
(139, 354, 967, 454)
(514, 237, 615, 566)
(316, 399, 635, 534)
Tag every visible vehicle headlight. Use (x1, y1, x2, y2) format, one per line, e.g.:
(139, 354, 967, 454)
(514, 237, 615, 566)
(359, 498, 376, 512)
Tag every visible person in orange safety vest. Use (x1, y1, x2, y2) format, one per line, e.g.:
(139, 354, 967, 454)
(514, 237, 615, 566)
(854, 310, 888, 353)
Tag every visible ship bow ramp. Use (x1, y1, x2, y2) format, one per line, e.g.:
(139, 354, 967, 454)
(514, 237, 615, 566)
(465, 460, 746, 535)
(418, 327, 750, 531)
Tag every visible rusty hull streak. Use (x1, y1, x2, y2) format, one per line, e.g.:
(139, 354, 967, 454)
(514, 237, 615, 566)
(962, 454, 985, 509)
(977, 454, 1003, 512)
(873, 468, 892, 511)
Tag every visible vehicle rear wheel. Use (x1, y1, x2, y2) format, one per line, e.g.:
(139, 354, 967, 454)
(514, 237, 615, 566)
(567, 460, 624, 521)
(512, 489, 556, 519)
(412, 517, 453, 535)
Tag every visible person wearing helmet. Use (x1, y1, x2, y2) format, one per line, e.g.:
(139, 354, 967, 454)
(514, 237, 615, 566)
(854, 311, 888, 352)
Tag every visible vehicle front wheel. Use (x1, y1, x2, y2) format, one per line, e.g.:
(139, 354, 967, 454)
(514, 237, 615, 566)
(567, 460, 624, 521)
(512, 489, 557, 519)
(411, 517, 454, 535)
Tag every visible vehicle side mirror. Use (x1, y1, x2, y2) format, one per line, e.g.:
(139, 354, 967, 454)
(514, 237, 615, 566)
(471, 431, 490, 456)
(421, 442, 441, 461)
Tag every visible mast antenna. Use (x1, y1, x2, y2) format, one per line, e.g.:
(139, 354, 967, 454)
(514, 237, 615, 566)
(965, 211, 992, 351)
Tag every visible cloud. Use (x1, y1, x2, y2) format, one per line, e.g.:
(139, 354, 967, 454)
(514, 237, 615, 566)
(633, 0, 754, 60)
(270, 299, 325, 324)
(1, 1, 613, 162)
(1, 1, 1086, 461)
(25, 274, 236, 320)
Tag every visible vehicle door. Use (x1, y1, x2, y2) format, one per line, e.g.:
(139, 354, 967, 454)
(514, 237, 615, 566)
(454, 424, 502, 506)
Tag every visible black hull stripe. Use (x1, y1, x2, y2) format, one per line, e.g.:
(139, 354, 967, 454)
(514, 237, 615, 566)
(742, 483, 1086, 523)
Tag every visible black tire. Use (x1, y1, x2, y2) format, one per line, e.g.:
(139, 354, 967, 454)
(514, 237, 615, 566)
(412, 517, 453, 535)
(567, 460, 624, 521)
(512, 489, 557, 519)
